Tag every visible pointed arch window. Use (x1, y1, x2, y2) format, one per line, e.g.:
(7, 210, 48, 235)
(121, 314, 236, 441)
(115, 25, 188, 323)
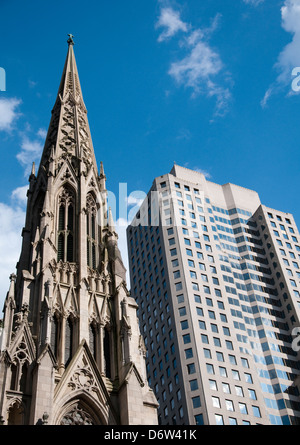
(65, 316, 73, 367)
(50, 314, 59, 358)
(86, 194, 98, 269)
(19, 363, 28, 393)
(10, 364, 18, 391)
(57, 187, 75, 263)
(89, 323, 97, 360)
(104, 328, 111, 379)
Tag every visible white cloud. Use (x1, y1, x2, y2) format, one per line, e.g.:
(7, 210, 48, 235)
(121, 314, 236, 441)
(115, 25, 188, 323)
(0, 97, 22, 132)
(156, 7, 189, 42)
(156, 7, 231, 115)
(260, 87, 273, 108)
(126, 195, 145, 207)
(168, 25, 231, 115)
(262, 0, 300, 106)
(11, 185, 28, 206)
(16, 135, 43, 176)
(0, 201, 26, 312)
(193, 166, 212, 179)
(37, 128, 47, 139)
(276, 0, 300, 84)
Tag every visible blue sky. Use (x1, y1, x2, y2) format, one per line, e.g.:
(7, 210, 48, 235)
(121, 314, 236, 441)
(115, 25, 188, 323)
(0, 0, 300, 309)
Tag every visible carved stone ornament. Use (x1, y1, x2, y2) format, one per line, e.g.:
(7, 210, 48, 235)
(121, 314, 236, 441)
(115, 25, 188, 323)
(68, 364, 98, 393)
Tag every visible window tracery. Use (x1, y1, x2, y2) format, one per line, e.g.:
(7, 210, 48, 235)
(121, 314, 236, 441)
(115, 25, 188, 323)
(60, 403, 95, 425)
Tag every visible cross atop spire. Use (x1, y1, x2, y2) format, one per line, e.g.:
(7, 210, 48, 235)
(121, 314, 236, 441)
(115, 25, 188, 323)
(67, 33, 75, 46)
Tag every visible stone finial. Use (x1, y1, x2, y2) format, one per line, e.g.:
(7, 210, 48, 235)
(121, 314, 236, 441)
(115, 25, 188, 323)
(108, 207, 116, 233)
(100, 161, 105, 178)
(9, 273, 17, 283)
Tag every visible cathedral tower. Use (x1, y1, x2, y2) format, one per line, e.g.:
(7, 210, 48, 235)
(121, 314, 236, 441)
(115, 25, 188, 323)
(0, 36, 158, 426)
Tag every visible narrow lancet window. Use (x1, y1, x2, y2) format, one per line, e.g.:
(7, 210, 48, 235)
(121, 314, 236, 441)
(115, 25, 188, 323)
(86, 193, 98, 269)
(65, 317, 73, 366)
(51, 315, 59, 358)
(104, 328, 111, 379)
(89, 324, 96, 360)
(57, 187, 75, 262)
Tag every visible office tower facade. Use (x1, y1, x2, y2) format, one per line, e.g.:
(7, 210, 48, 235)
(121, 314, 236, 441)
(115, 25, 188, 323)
(0, 37, 158, 425)
(127, 164, 300, 426)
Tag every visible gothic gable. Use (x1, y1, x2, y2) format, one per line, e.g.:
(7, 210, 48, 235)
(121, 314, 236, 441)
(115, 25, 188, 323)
(7, 314, 36, 366)
(53, 156, 78, 189)
(53, 340, 118, 425)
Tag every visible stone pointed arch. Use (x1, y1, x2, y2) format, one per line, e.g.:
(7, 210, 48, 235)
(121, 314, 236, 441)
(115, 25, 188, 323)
(6, 397, 26, 425)
(55, 174, 77, 201)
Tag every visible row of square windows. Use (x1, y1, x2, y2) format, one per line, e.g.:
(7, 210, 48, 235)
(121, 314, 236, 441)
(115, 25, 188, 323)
(275, 236, 300, 252)
(195, 414, 253, 425)
(160, 180, 254, 219)
(160, 180, 201, 195)
(268, 212, 293, 225)
(278, 248, 300, 266)
(168, 236, 300, 299)
(159, 390, 260, 423)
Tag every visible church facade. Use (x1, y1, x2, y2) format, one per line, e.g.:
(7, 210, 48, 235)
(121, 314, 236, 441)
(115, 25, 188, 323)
(0, 36, 158, 425)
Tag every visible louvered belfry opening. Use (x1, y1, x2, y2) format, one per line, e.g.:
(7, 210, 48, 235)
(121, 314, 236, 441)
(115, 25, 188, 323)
(86, 193, 98, 270)
(57, 187, 75, 263)
(50, 314, 59, 359)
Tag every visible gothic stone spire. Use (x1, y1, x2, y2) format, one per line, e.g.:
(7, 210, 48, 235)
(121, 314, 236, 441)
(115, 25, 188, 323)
(38, 35, 98, 178)
(0, 37, 158, 426)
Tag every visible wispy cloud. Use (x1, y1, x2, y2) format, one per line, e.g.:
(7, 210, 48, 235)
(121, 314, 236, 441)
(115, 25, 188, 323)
(156, 7, 231, 116)
(16, 128, 46, 176)
(242, 0, 264, 5)
(16, 136, 43, 176)
(183, 162, 212, 179)
(276, 0, 300, 84)
(0, 97, 22, 132)
(193, 167, 212, 179)
(11, 185, 28, 206)
(156, 7, 189, 42)
(262, 0, 300, 107)
(260, 87, 273, 109)
(37, 128, 47, 139)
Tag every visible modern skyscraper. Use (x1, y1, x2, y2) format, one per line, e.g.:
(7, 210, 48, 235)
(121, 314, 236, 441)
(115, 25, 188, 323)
(127, 164, 300, 426)
(0, 37, 158, 426)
